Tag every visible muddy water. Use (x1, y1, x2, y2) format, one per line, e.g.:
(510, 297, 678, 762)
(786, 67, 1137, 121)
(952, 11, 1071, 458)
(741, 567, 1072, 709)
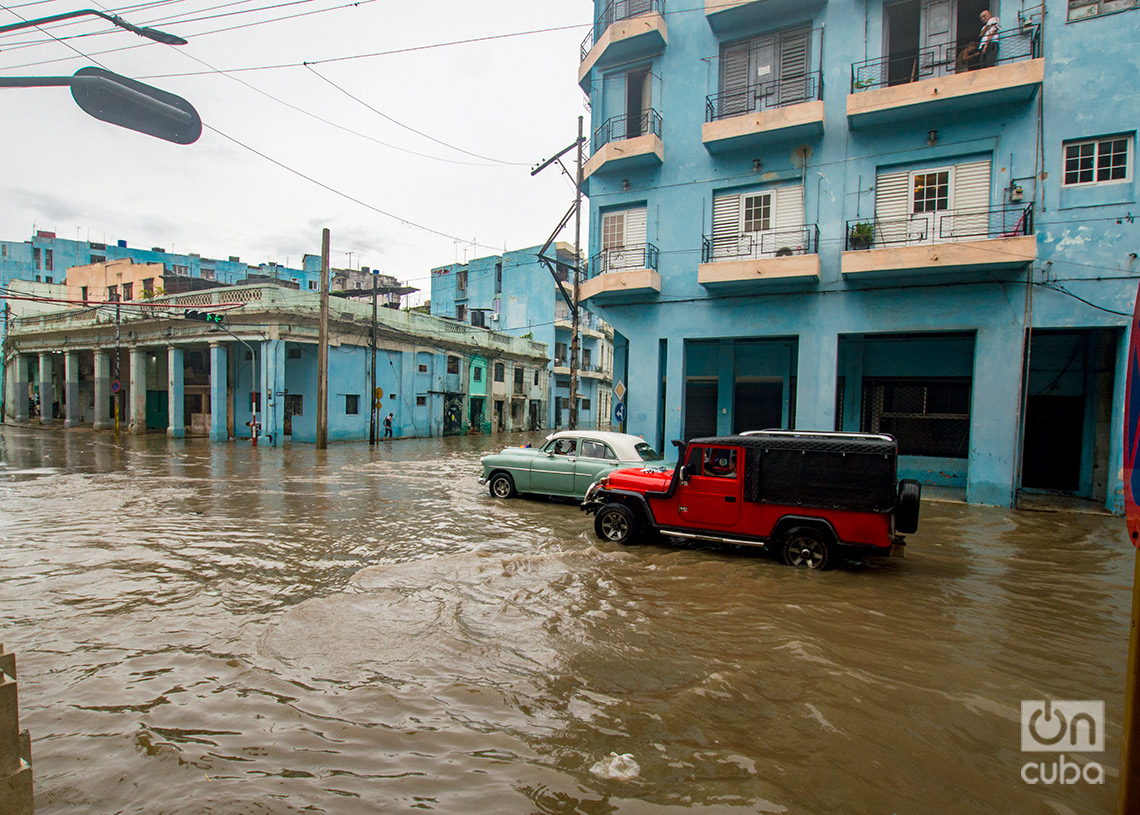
(0, 426, 1130, 814)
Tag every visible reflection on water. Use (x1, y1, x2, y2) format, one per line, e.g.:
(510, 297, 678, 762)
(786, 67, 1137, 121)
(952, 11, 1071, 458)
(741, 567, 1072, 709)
(0, 426, 1130, 814)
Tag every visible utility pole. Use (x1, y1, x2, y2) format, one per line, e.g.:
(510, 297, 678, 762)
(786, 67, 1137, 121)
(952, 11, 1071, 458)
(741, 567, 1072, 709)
(369, 271, 378, 446)
(569, 115, 584, 431)
(531, 119, 587, 431)
(317, 229, 330, 450)
(113, 297, 120, 435)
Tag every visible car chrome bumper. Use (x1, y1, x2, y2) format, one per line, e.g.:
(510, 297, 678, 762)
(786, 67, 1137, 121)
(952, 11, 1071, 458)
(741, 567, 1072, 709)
(477, 477, 487, 485)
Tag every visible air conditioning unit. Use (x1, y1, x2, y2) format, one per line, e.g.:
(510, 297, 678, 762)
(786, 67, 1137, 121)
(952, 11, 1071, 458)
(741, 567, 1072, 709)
(490, 313, 499, 321)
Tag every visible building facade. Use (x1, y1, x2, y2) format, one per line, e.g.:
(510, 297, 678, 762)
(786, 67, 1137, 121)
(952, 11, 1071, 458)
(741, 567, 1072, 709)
(429, 242, 615, 431)
(3, 285, 548, 442)
(578, 0, 1138, 509)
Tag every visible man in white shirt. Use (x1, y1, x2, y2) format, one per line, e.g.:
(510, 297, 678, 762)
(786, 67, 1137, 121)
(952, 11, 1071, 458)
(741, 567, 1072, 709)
(979, 9, 1000, 69)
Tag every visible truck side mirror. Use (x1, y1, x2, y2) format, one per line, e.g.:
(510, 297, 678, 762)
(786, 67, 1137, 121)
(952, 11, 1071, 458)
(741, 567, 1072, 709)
(679, 464, 690, 484)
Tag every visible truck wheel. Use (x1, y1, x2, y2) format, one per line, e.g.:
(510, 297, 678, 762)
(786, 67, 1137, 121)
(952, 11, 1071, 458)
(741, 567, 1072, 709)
(488, 472, 516, 499)
(782, 527, 835, 570)
(895, 480, 921, 534)
(594, 503, 638, 545)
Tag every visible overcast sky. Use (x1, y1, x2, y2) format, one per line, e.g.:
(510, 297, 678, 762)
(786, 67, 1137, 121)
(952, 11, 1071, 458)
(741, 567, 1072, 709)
(0, 0, 591, 301)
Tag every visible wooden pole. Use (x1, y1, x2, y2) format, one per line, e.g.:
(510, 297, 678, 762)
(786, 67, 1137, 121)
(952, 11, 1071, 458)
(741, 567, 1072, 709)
(317, 229, 330, 449)
(369, 272, 378, 446)
(569, 115, 583, 431)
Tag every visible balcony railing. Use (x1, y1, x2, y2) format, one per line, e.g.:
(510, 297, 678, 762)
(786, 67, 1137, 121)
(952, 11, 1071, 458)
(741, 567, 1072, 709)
(845, 204, 1034, 250)
(592, 108, 662, 153)
(702, 225, 819, 263)
(850, 26, 1041, 93)
(706, 72, 823, 122)
(580, 0, 665, 61)
(590, 243, 659, 275)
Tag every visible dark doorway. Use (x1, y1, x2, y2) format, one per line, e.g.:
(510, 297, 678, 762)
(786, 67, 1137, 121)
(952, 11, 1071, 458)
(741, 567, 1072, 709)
(625, 66, 651, 138)
(684, 380, 718, 440)
(283, 394, 303, 437)
(733, 381, 784, 434)
(470, 397, 485, 433)
(444, 392, 464, 435)
(1022, 396, 1084, 492)
(885, 0, 921, 86)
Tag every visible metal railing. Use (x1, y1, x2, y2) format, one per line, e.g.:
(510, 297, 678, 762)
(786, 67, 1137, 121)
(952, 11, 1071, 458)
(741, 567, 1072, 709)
(845, 204, 1034, 250)
(581, 0, 664, 61)
(590, 243, 659, 276)
(706, 72, 823, 122)
(850, 25, 1041, 93)
(702, 224, 819, 263)
(592, 108, 662, 153)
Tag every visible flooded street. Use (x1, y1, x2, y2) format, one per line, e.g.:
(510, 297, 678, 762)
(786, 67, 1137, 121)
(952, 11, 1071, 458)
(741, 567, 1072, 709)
(0, 426, 1132, 814)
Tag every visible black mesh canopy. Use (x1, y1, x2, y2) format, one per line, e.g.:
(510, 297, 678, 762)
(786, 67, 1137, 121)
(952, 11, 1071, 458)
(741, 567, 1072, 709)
(690, 434, 898, 512)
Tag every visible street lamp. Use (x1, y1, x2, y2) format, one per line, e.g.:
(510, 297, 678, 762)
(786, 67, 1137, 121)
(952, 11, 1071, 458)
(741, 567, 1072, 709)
(0, 10, 199, 143)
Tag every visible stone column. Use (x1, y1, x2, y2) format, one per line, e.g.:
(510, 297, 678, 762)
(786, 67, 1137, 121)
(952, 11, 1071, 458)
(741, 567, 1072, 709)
(209, 342, 228, 443)
(128, 347, 147, 435)
(93, 350, 111, 430)
(37, 352, 53, 425)
(167, 346, 185, 439)
(795, 331, 839, 432)
(967, 325, 1023, 507)
(64, 351, 80, 428)
(261, 339, 286, 446)
(9, 355, 29, 422)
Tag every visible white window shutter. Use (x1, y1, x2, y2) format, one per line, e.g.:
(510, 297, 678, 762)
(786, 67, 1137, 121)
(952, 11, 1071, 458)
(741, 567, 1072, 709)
(773, 185, 804, 229)
(712, 193, 741, 259)
(624, 207, 648, 247)
(875, 170, 911, 222)
(952, 160, 991, 213)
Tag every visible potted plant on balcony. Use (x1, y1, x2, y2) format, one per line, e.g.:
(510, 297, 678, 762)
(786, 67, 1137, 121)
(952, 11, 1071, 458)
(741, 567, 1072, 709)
(848, 221, 874, 250)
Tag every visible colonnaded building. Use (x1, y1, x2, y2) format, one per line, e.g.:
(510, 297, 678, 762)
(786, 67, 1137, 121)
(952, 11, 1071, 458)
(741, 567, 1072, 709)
(577, 0, 1138, 509)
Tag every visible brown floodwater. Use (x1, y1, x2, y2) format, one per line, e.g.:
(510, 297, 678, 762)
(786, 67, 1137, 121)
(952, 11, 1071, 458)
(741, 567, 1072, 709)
(0, 425, 1132, 814)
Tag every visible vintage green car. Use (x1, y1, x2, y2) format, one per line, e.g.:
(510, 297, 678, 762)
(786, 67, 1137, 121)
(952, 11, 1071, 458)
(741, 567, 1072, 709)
(480, 430, 663, 500)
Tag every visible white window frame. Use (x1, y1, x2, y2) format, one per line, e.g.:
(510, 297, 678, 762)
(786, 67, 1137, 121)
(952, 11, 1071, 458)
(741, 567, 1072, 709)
(1062, 135, 1132, 187)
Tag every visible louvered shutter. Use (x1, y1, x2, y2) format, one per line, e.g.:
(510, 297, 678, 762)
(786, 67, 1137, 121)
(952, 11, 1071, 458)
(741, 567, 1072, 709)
(777, 28, 810, 105)
(948, 160, 991, 240)
(874, 170, 911, 245)
(624, 207, 648, 268)
(772, 186, 805, 254)
(720, 42, 751, 118)
(712, 193, 742, 260)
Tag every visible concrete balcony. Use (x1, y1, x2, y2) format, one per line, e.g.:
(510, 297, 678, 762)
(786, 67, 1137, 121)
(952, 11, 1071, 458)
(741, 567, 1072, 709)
(583, 109, 664, 181)
(580, 244, 661, 304)
(579, 1, 667, 91)
(705, 0, 826, 35)
(703, 92, 824, 154)
(848, 27, 1043, 129)
(841, 206, 1036, 280)
(698, 225, 820, 289)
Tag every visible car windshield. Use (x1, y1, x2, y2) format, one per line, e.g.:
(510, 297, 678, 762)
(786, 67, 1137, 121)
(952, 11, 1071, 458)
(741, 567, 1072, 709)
(635, 442, 663, 461)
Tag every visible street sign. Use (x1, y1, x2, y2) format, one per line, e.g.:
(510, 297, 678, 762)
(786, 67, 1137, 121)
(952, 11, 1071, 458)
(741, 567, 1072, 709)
(374, 387, 383, 399)
(111, 380, 121, 394)
(614, 401, 626, 423)
(614, 380, 627, 402)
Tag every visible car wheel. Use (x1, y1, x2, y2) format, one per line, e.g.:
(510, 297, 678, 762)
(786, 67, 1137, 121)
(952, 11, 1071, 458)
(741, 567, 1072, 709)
(895, 479, 921, 534)
(488, 472, 516, 499)
(782, 527, 835, 570)
(594, 503, 638, 545)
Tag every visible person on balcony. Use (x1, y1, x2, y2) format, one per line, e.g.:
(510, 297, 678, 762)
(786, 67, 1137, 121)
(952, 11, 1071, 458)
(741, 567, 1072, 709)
(978, 10, 1000, 69)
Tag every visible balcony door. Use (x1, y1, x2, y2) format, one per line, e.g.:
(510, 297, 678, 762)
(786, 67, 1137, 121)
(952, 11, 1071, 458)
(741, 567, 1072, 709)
(884, 0, 958, 84)
(624, 66, 652, 139)
(718, 27, 810, 118)
(711, 185, 804, 260)
(601, 207, 648, 271)
(875, 159, 991, 245)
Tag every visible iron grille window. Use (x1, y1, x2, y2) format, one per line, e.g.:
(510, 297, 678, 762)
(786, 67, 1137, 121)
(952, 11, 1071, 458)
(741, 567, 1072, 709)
(494, 363, 505, 382)
(1063, 136, 1130, 186)
(345, 394, 359, 415)
(861, 377, 971, 459)
(416, 396, 427, 406)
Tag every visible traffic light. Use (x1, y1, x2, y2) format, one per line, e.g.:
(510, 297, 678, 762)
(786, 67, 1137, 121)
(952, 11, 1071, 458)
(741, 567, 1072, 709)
(184, 310, 224, 324)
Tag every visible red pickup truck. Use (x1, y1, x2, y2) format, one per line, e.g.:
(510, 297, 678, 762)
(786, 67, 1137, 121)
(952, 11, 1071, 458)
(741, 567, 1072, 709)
(581, 431, 921, 570)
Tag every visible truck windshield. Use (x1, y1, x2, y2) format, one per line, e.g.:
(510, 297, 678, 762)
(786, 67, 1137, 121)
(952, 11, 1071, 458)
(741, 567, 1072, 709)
(635, 442, 663, 462)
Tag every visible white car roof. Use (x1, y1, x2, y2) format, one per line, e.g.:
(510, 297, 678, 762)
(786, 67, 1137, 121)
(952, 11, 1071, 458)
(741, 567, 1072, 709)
(545, 430, 656, 457)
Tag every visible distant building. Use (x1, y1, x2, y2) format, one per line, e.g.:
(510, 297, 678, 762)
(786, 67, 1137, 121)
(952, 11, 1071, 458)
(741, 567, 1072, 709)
(429, 242, 614, 432)
(3, 284, 547, 441)
(576, 0, 1138, 510)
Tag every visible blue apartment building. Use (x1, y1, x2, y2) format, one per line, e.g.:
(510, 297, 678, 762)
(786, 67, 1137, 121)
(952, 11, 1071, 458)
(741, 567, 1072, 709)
(430, 242, 614, 431)
(577, 0, 1138, 509)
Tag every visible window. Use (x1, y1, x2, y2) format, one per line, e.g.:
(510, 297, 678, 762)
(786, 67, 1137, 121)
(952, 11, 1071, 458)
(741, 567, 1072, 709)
(582, 398, 592, 411)
(90, 254, 105, 264)
(471, 310, 487, 328)
(580, 440, 616, 459)
(1, 245, 6, 257)
(599, 207, 649, 271)
(912, 171, 950, 212)
(583, 348, 593, 368)
(457, 304, 467, 322)
(1063, 136, 1130, 186)
(494, 363, 505, 382)
(717, 26, 811, 119)
(555, 342, 568, 363)
(456, 269, 468, 290)
(122, 282, 133, 301)
(81, 286, 88, 303)
(495, 262, 502, 293)
(142, 278, 154, 296)
(1069, 0, 1138, 21)
(33, 247, 40, 268)
(690, 447, 738, 478)
(547, 437, 577, 456)
(416, 395, 427, 406)
(711, 185, 805, 259)
(474, 367, 483, 382)
(345, 394, 360, 415)
(447, 356, 460, 375)
(202, 268, 216, 280)
(107, 285, 118, 301)
(874, 159, 992, 245)
(45, 276, 52, 284)
(861, 377, 971, 459)
(533, 370, 540, 386)
(418, 363, 429, 373)
(45, 249, 53, 271)
(309, 281, 318, 290)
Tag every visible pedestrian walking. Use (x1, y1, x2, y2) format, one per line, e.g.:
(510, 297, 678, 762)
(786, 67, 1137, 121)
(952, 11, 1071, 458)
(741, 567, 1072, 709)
(383, 412, 393, 439)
